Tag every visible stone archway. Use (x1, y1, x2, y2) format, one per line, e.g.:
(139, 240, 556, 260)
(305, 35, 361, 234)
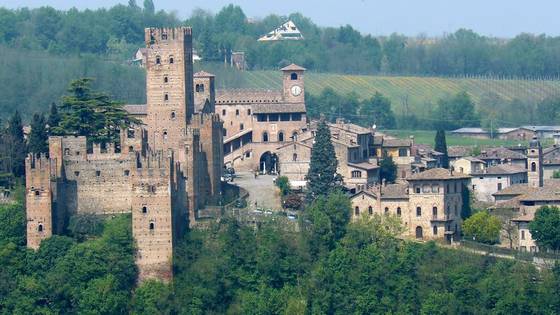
(259, 151, 278, 174)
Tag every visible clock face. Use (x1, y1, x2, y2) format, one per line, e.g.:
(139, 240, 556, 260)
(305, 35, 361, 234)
(291, 85, 302, 96)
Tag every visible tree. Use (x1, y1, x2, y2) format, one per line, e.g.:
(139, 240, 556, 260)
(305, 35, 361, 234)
(5, 111, 26, 177)
(143, 0, 155, 14)
(131, 280, 174, 315)
(529, 206, 560, 251)
(379, 156, 397, 183)
(434, 92, 480, 130)
(0, 203, 26, 246)
(462, 211, 501, 244)
(359, 92, 396, 129)
(47, 102, 61, 132)
(52, 78, 139, 145)
(306, 120, 339, 201)
(461, 186, 472, 219)
(275, 176, 290, 196)
(434, 130, 449, 168)
(28, 113, 48, 154)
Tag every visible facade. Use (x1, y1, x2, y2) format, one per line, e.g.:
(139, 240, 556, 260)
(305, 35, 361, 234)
(26, 27, 224, 283)
(350, 168, 470, 243)
(470, 165, 528, 202)
(453, 157, 485, 175)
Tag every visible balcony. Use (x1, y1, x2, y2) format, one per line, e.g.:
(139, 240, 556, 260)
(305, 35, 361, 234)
(430, 215, 453, 222)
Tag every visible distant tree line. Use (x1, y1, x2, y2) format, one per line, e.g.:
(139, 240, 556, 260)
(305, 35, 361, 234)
(3, 3, 560, 77)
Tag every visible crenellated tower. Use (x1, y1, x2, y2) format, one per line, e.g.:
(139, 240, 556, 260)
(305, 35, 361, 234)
(25, 154, 54, 249)
(193, 71, 216, 114)
(145, 27, 194, 153)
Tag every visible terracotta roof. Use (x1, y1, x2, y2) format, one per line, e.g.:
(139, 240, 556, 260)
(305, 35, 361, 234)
(476, 147, 527, 160)
(252, 103, 306, 114)
(280, 63, 306, 71)
(216, 89, 283, 104)
(511, 213, 535, 222)
(458, 156, 485, 163)
(472, 164, 527, 176)
(448, 146, 472, 158)
(407, 168, 471, 181)
(194, 70, 215, 77)
(124, 104, 147, 115)
(348, 162, 379, 170)
(380, 183, 409, 199)
(519, 189, 560, 202)
(328, 122, 372, 135)
(383, 138, 412, 147)
(492, 184, 539, 197)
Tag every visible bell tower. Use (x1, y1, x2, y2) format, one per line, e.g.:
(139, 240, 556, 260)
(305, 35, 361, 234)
(281, 64, 306, 103)
(527, 137, 543, 187)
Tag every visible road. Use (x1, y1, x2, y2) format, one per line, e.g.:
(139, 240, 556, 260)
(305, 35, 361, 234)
(231, 171, 282, 210)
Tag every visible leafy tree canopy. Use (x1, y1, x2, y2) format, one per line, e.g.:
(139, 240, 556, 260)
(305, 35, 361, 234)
(529, 206, 560, 251)
(462, 211, 501, 244)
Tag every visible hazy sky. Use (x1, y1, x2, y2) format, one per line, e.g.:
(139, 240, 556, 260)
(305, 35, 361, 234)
(1, 0, 559, 37)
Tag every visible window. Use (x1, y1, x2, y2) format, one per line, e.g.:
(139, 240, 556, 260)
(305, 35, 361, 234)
(169, 56, 174, 64)
(368, 206, 373, 215)
(384, 207, 389, 214)
(96, 170, 101, 177)
(64, 148, 70, 156)
(351, 170, 362, 178)
(156, 56, 161, 65)
(293, 153, 298, 161)
(531, 162, 536, 172)
(164, 76, 168, 83)
(142, 206, 147, 214)
(161, 33, 167, 40)
(262, 132, 269, 142)
(223, 128, 227, 137)
(433, 226, 438, 235)
(415, 226, 423, 239)
(129, 146, 134, 152)
(521, 230, 525, 240)
(163, 131, 168, 140)
(222, 109, 226, 116)
(124, 170, 130, 176)
(164, 93, 169, 101)
(292, 113, 302, 121)
(354, 206, 360, 216)
(278, 132, 284, 142)
(432, 206, 438, 216)
(292, 131, 298, 141)
(34, 190, 40, 196)
(416, 207, 422, 216)
(236, 109, 239, 116)
(171, 111, 176, 119)
(149, 222, 155, 230)
(240, 123, 244, 130)
(127, 129, 135, 138)
(397, 207, 402, 216)
(247, 109, 251, 115)
(290, 72, 298, 80)
(497, 183, 502, 191)
(422, 185, 430, 193)
(415, 186, 421, 194)
(74, 171, 80, 177)
(398, 148, 408, 157)
(38, 224, 43, 232)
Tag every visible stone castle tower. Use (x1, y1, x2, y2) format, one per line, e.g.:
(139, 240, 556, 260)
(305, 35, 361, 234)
(145, 27, 194, 152)
(527, 137, 543, 187)
(24, 27, 224, 283)
(194, 71, 216, 114)
(281, 64, 306, 104)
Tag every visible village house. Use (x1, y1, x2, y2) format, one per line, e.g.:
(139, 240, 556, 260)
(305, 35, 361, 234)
(470, 164, 528, 202)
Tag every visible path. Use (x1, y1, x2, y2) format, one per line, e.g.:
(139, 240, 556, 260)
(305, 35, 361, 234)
(231, 171, 282, 210)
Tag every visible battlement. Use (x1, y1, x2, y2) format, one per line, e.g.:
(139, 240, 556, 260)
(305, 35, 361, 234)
(190, 112, 222, 126)
(145, 27, 192, 45)
(136, 150, 174, 171)
(26, 153, 52, 171)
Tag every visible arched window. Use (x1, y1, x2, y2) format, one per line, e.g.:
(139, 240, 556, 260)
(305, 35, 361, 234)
(34, 190, 40, 196)
(235, 109, 239, 116)
(415, 226, 423, 239)
(240, 123, 244, 130)
(293, 153, 298, 161)
(156, 56, 161, 65)
(432, 206, 438, 216)
(368, 206, 373, 215)
(247, 109, 251, 115)
(397, 207, 401, 216)
(531, 162, 536, 172)
(169, 56, 174, 64)
(263, 132, 269, 142)
(163, 76, 168, 83)
(128, 146, 134, 152)
(278, 132, 284, 142)
(290, 72, 298, 80)
(164, 93, 169, 101)
(142, 206, 147, 214)
(384, 207, 389, 214)
(292, 131, 298, 141)
(38, 224, 43, 232)
(149, 222, 155, 230)
(416, 206, 422, 217)
(354, 206, 360, 216)
(163, 131, 168, 140)
(433, 226, 438, 235)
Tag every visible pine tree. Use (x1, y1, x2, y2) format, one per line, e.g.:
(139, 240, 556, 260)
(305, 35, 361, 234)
(306, 120, 339, 201)
(143, 0, 155, 14)
(5, 111, 26, 177)
(47, 102, 61, 134)
(28, 113, 49, 154)
(379, 156, 397, 183)
(434, 129, 449, 168)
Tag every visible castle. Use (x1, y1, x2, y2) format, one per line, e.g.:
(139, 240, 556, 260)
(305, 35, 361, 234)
(25, 27, 224, 282)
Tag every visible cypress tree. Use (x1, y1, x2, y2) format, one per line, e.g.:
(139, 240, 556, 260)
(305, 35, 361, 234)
(6, 111, 26, 177)
(306, 120, 339, 201)
(379, 156, 397, 183)
(47, 102, 61, 133)
(434, 129, 449, 168)
(28, 113, 49, 154)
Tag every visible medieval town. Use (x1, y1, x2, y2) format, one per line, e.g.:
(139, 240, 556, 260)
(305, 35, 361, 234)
(1, 2, 560, 313)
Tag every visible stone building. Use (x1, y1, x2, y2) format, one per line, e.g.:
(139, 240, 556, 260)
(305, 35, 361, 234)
(25, 27, 224, 283)
(470, 164, 528, 202)
(350, 168, 471, 243)
(216, 64, 308, 172)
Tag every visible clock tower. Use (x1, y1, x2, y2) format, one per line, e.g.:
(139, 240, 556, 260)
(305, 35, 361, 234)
(281, 63, 305, 103)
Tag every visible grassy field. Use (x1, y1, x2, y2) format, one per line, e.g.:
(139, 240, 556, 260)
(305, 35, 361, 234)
(383, 129, 554, 147)
(197, 63, 560, 114)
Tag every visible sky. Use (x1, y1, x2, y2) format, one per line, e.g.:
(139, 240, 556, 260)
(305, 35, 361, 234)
(1, 0, 559, 38)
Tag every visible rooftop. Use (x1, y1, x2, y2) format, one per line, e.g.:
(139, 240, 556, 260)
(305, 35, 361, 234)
(448, 146, 472, 158)
(124, 104, 147, 115)
(472, 164, 527, 176)
(194, 70, 215, 77)
(407, 168, 471, 181)
(280, 63, 306, 71)
(252, 103, 306, 114)
(216, 89, 283, 104)
(476, 147, 526, 160)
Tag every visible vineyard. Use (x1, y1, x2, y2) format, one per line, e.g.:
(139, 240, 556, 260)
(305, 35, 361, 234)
(197, 63, 560, 114)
